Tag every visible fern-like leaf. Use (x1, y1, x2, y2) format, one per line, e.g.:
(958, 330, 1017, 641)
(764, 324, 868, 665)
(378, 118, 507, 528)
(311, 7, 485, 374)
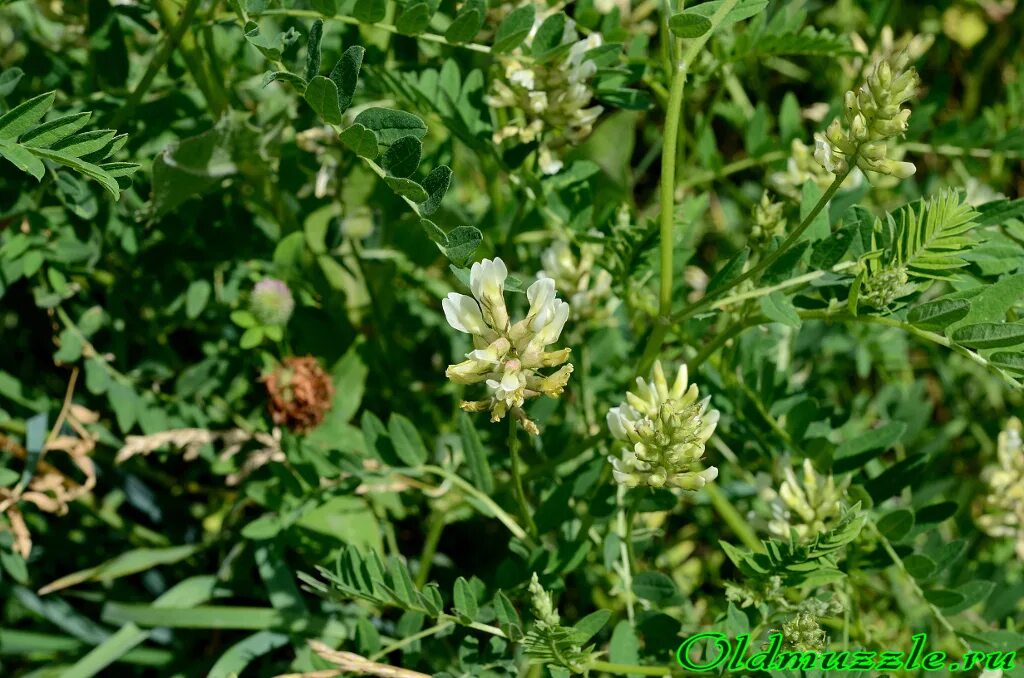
(894, 189, 980, 280)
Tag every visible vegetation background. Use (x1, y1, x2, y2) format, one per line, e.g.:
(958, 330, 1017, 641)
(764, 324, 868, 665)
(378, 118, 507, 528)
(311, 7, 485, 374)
(1, 0, 1024, 675)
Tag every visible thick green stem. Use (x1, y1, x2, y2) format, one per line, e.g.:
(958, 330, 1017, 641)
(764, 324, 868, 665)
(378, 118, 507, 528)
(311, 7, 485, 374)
(508, 417, 538, 538)
(154, 0, 228, 116)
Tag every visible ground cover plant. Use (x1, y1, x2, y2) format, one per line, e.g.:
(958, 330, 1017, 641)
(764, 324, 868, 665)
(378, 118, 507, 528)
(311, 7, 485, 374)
(2, 0, 1024, 675)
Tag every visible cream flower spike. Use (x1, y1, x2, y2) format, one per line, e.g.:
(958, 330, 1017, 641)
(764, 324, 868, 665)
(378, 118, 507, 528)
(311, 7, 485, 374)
(606, 360, 719, 491)
(442, 257, 573, 434)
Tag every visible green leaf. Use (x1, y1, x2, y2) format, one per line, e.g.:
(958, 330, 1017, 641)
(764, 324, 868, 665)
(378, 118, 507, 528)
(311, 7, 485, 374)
(608, 620, 640, 669)
(924, 588, 966, 609)
(418, 165, 452, 216)
(991, 351, 1024, 375)
(185, 280, 211, 319)
(705, 247, 750, 296)
(907, 298, 971, 330)
(903, 554, 937, 579)
(572, 609, 611, 644)
(395, 2, 432, 35)
(493, 4, 536, 54)
(760, 291, 801, 328)
(632, 571, 677, 603)
(262, 71, 308, 90)
(445, 0, 485, 43)
(975, 197, 1024, 227)
(384, 176, 429, 202)
(668, 11, 712, 38)
(207, 631, 290, 678)
(330, 46, 365, 114)
(50, 129, 117, 158)
(304, 20, 324, 82)
(493, 591, 523, 641)
(353, 107, 427, 147)
(458, 412, 494, 494)
(453, 577, 479, 622)
(388, 413, 428, 466)
(243, 21, 300, 61)
(800, 180, 831, 241)
(834, 421, 906, 471)
(31, 146, 121, 198)
(0, 91, 55, 139)
(685, 0, 768, 25)
(0, 67, 24, 97)
(876, 509, 914, 541)
(951, 323, 1024, 349)
(353, 0, 387, 23)
(240, 326, 264, 348)
(304, 76, 343, 124)
(20, 111, 92, 148)
(339, 123, 379, 158)
(531, 13, 567, 61)
(380, 135, 422, 177)
(441, 225, 482, 266)
(39, 545, 203, 595)
(0, 140, 45, 180)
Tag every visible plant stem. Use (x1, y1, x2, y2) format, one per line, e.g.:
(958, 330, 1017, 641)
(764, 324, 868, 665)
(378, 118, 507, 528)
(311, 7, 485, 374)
(703, 483, 762, 552)
(508, 417, 538, 538)
(414, 510, 446, 588)
(637, 0, 745, 377)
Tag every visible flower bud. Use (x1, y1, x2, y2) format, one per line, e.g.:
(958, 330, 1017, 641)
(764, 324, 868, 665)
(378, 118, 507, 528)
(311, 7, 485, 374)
(251, 278, 294, 326)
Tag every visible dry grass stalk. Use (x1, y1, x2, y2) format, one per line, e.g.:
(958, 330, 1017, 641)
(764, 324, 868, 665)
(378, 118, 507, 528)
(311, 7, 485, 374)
(305, 640, 432, 678)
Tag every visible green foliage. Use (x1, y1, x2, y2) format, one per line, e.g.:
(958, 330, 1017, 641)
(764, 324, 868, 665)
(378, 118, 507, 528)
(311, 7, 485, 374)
(3, 1, 1024, 676)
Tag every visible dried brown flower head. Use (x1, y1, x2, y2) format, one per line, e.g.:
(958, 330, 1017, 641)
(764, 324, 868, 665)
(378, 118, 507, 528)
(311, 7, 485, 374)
(262, 356, 335, 433)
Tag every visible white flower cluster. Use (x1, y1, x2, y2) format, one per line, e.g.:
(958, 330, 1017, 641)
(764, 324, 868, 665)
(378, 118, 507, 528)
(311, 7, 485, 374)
(443, 258, 573, 434)
(607, 361, 719, 491)
(488, 22, 603, 175)
(813, 52, 919, 182)
(765, 458, 848, 541)
(976, 417, 1024, 560)
(538, 240, 616, 326)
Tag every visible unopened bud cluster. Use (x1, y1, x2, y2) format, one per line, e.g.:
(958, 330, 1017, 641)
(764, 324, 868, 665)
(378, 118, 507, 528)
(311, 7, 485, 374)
(813, 52, 919, 182)
(780, 611, 828, 652)
(443, 258, 573, 434)
(607, 361, 719, 491)
(976, 417, 1024, 559)
(750, 191, 787, 244)
(860, 263, 911, 308)
(488, 24, 603, 175)
(765, 458, 847, 541)
(538, 240, 616, 325)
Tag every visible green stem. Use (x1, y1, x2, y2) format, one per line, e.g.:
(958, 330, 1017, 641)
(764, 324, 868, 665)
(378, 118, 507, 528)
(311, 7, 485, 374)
(639, 0, 745, 376)
(508, 417, 538, 538)
(704, 483, 762, 552)
(415, 511, 446, 588)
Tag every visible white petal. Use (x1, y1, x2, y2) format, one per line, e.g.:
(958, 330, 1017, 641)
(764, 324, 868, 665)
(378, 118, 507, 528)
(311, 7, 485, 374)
(442, 293, 485, 334)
